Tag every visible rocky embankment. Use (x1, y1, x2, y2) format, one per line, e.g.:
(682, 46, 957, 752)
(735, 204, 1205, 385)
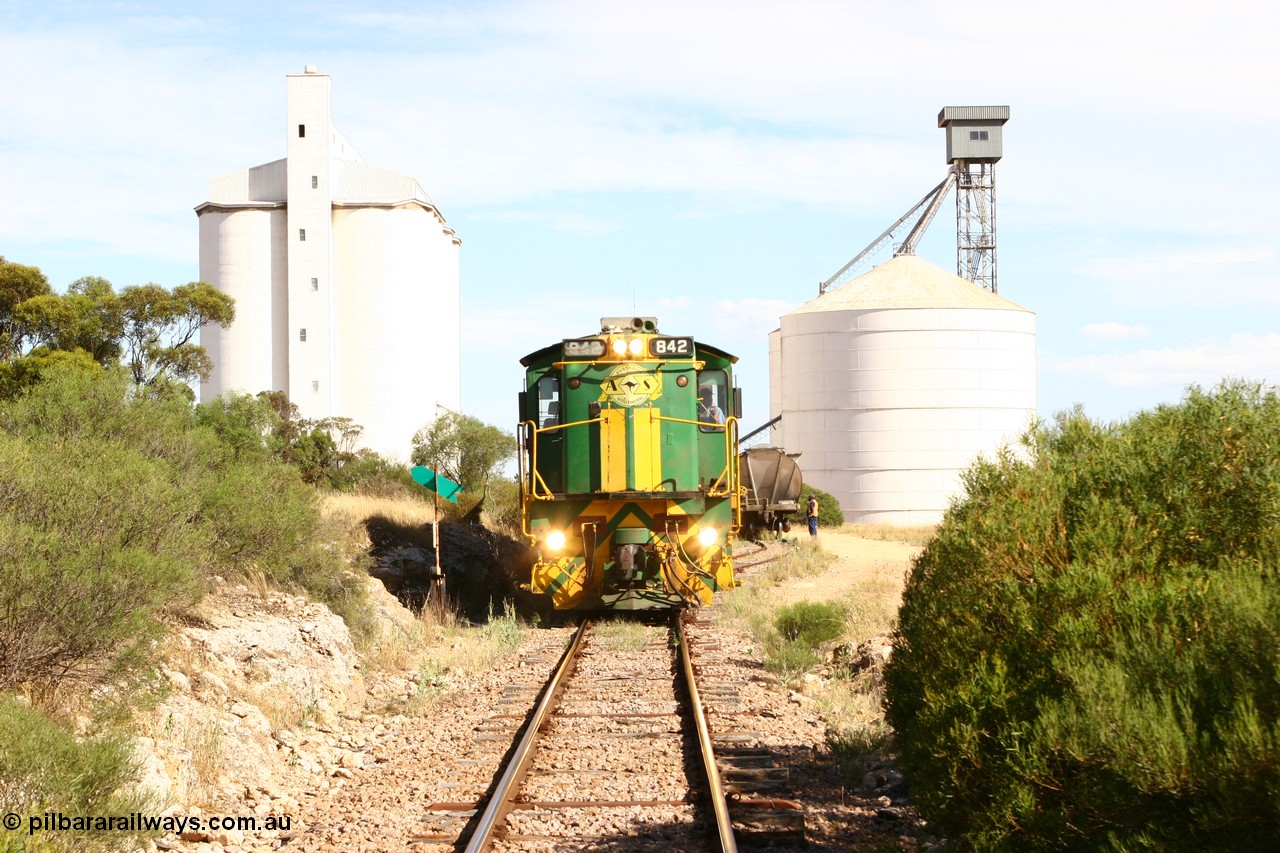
(140, 577, 424, 851)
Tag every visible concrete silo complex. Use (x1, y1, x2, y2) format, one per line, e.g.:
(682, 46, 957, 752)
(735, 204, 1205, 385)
(196, 67, 460, 460)
(770, 254, 1036, 525)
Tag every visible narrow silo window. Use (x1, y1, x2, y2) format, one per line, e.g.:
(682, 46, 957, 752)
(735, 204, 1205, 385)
(312, 380, 320, 392)
(311, 175, 318, 189)
(310, 277, 319, 291)
(299, 229, 306, 241)
(299, 328, 307, 342)
(298, 124, 306, 137)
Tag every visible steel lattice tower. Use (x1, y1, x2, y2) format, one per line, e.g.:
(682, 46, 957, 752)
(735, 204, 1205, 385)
(956, 161, 997, 292)
(939, 107, 1009, 293)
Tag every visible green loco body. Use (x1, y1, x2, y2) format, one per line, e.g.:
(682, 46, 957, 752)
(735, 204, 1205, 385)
(518, 316, 742, 610)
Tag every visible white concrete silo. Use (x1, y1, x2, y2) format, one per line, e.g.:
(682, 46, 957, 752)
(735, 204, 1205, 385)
(772, 254, 1035, 525)
(197, 68, 460, 461)
(198, 163, 290, 398)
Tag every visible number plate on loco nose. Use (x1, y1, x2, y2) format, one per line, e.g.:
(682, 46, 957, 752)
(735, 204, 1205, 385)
(649, 336, 693, 357)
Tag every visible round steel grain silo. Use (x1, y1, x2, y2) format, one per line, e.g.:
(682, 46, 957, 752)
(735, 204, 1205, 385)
(773, 254, 1036, 525)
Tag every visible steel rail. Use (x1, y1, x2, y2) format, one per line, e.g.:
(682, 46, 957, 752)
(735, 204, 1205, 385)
(463, 621, 589, 853)
(678, 615, 739, 853)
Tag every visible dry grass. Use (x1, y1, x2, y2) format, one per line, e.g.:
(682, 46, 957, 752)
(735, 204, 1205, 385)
(364, 604, 533, 715)
(592, 620, 657, 652)
(322, 491, 438, 527)
(318, 491, 438, 560)
(362, 612, 434, 674)
(839, 522, 936, 547)
(836, 574, 902, 644)
(407, 610, 529, 713)
(245, 681, 320, 732)
(720, 535, 907, 767)
(150, 708, 224, 807)
(763, 538, 836, 584)
(187, 717, 223, 793)
(817, 679, 895, 760)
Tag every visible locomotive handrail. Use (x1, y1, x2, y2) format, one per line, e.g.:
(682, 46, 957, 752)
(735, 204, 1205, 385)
(655, 414, 726, 430)
(524, 411, 739, 505)
(650, 413, 737, 499)
(676, 415, 739, 505)
(524, 415, 605, 502)
(551, 359, 708, 370)
(718, 417, 742, 527)
(517, 420, 539, 537)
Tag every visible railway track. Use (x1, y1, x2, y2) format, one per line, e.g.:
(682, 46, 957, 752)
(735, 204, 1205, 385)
(408, 614, 802, 852)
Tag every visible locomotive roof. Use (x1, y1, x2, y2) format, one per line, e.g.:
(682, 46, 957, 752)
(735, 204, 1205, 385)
(519, 337, 737, 367)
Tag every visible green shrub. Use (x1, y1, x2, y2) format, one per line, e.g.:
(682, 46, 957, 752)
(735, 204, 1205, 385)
(884, 381, 1280, 850)
(0, 432, 203, 691)
(0, 694, 153, 852)
(775, 600, 847, 646)
(761, 600, 847, 679)
(196, 459, 319, 575)
(0, 368, 376, 690)
(763, 639, 822, 679)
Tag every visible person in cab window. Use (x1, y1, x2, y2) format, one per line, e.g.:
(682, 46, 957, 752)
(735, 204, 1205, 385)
(698, 388, 725, 424)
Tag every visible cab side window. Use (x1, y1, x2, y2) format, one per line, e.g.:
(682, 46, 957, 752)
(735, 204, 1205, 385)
(696, 369, 728, 432)
(537, 375, 560, 428)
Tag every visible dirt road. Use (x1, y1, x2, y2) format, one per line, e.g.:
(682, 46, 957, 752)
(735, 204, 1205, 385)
(759, 528, 924, 610)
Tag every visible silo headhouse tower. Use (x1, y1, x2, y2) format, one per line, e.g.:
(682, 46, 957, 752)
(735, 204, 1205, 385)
(196, 67, 461, 461)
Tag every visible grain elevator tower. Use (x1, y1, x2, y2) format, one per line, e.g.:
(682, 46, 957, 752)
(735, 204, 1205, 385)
(196, 67, 461, 461)
(939, 106, 1008, 293)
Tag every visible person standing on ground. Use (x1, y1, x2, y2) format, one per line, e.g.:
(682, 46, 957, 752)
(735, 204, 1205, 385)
(807, 493, 819, 538)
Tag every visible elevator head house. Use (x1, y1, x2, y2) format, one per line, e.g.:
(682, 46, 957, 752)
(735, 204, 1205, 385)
(939, 105, 1009, 164)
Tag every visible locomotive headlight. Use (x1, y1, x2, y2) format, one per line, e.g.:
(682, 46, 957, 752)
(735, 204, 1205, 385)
(698, 526, 719, 548)
(627, 338, 644, 355)
(611, 339, 628, 355)
(545, 530, 567, 551)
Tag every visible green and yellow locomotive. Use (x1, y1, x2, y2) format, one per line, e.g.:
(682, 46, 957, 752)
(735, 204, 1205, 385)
(517, 316, 742, 610)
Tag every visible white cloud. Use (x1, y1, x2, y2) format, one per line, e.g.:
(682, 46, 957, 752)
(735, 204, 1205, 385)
(5, 0, 1278, 256)
(1080, 246, 1280, 308)
(713, 298, 791, 341)
(468, 208, 620, 236)
(1081, 322, 1151, 340)
(1055, 333, 1280, 389)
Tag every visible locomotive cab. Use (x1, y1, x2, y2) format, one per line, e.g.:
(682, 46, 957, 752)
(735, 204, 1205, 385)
(517, 317, 741, 610)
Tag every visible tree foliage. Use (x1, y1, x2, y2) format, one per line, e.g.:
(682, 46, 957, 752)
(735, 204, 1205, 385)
(884, 381, 1280, 851)
(411, 410, 516, 495)
(0, 258, 234, 395)
(0, 256, 52, 360)
(117, 280, 234, 387)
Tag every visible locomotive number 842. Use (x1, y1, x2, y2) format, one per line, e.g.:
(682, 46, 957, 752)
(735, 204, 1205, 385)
(517, 316, 741, 611)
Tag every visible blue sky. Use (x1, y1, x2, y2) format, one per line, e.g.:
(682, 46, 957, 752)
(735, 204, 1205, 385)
(2, 0, 1277, 438)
